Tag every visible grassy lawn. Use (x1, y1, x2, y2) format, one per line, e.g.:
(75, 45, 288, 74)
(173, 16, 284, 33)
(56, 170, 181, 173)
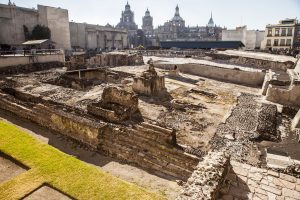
(0, 120, 164, 200)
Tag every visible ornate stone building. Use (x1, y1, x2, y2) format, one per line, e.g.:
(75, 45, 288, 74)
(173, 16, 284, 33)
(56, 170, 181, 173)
(142, 9, 154, 37)
(155, 6, 223, 42)
(116, 2, 138, 48)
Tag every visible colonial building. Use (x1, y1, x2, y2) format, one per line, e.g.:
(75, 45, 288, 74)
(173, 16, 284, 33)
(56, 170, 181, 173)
(222, 26, 265, 49)
(155, 6, 223, 42)
(0, 2, 71, 50)
(69, 22, 128, 51)
(261, 18, 300, 50)
(116, 2, 138, 48)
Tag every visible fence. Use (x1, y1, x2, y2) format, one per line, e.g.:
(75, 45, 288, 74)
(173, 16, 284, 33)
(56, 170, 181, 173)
(0, 49, 62, 57)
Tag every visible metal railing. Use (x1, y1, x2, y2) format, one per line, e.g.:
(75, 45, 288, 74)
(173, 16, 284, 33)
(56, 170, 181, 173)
(0, 49, 62, 57)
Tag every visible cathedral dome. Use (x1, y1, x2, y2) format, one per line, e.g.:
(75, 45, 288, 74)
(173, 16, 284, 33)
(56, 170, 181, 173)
(172, 5, 184, 22)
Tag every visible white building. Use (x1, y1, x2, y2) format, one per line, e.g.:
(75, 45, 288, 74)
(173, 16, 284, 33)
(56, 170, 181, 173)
(222, 26, 265, 49)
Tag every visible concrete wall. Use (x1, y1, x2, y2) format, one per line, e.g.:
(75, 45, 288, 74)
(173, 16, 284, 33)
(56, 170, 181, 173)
(0, 4, 71, 50)
(69, 22, 128, 50)
(0, 4, 38, 45)
(155, 63, 265, 87)
(38, 5, 71, 50)
(0, 54, 65, 68)
(222, 26, 265, 49)
(266, 84, 300, 107)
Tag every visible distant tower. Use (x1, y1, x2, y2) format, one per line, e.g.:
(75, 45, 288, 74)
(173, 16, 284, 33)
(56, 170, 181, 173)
(142, 8, 154, 37)
(116, 1, 139, 48)
(116, 1, 138, 31)
(170, 5, 185, 28)
(207, 12, 215, 27)
(8, 0, 12, 5)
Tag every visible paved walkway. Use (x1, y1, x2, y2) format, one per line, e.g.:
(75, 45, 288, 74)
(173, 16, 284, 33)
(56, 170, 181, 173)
(219, 161, 300, 200)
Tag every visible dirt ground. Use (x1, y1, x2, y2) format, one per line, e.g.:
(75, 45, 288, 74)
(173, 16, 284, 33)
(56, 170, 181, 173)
(24, 186, 71, 200)
(0, 153, 27, 184)
(112, 65, 260, 150)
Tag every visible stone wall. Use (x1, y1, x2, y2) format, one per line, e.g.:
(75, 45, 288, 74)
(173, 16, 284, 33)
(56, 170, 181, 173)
(0, 61, 64, 75)
(0, 53, 65, 68)
(292, 109, 300, 131)
(86, 52, 144, 67)
(155, 63, 265, 87)
(207, 52, 295, 71)
(0, 90, 199, 180)
(176, 151, 230, 200)
(266, 83, 300, 107)
(0, 4, 71, 50)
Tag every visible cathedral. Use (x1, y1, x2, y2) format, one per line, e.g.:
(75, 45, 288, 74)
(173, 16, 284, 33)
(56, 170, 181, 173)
(154, 5, 223, 43)
(116, 2, 138, 48)
(117, 2, 224, 47)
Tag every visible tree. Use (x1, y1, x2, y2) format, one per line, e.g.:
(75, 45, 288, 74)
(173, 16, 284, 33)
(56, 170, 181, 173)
(31, 25, 51, 40)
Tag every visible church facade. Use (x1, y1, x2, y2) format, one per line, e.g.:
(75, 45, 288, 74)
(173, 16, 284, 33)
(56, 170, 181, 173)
(117, 2, 225, 47)
(154, 6, 223, 42)
(116, 2, 138, 48)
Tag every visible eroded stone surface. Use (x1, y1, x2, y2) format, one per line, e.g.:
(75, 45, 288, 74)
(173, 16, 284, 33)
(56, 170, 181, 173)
(176, 151, 230, 200)
(219, 161, 300, 200)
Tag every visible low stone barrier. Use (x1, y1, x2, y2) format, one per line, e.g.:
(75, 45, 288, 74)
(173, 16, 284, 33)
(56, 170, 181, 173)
(176, 151, 230, 200)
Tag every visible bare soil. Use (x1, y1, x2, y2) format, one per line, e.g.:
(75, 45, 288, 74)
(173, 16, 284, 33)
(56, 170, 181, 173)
(0, 153, 27, 184)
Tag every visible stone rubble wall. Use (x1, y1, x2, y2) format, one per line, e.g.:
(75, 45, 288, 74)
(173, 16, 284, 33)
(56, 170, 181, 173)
(176, 151, 231, 200)
(0, 91, 199, 180)
(206, 53, 295, 71)
(266, 84, 300, 107)
(132, 75, 166, 96)
(86, 53, 144, 67)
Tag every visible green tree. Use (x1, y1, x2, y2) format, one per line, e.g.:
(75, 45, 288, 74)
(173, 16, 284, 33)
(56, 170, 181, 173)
(31, 25, 51, 40)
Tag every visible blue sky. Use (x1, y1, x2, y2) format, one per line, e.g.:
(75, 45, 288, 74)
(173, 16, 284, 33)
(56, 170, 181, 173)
(1, 0, 299, 30)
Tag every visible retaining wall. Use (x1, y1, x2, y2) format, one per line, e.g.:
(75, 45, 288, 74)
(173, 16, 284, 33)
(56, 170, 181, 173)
(0, 54, 65, 68)
(155, 63, 265, 87)
(207, 52, 295, 71)
(0, 91, 199, 180)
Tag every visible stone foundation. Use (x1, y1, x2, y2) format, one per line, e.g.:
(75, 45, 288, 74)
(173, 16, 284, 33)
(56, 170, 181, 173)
(86, 52, 144, 67)
(0, 90, 199, 180)
(176, 151, 230, 200)
(87, 86, 138, 122)
(132, 60, 166, 96)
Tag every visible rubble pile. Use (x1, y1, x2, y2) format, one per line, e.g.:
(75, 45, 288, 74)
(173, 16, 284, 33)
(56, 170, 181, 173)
(176, 151, 230, 200)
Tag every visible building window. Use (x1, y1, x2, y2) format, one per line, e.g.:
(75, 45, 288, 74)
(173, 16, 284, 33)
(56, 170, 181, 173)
(267, 39, 271, 46)
(274, 39, 279, 46)
(281, 28, 286, 36)
(298, 29, 300, 35)
(287, 28, 293, 36)
(286, 39, 292, 46)
(267, 29, 272, 37)
(280, 39, 285, 46)
(275, 29, 280, 36)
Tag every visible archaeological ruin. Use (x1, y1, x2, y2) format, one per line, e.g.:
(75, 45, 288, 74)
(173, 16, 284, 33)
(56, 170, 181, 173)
(0, 49, 300, 200)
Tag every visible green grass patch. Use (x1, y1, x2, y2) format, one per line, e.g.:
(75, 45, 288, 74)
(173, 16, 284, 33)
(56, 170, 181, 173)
(0, 120, 164, 200)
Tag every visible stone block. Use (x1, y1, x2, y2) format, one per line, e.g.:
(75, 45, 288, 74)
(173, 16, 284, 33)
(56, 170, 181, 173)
(279, 173, 297, 183)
